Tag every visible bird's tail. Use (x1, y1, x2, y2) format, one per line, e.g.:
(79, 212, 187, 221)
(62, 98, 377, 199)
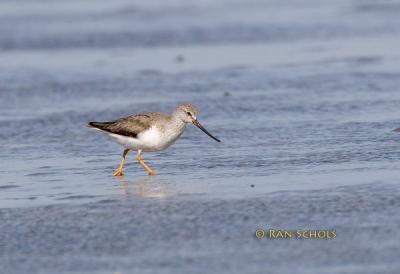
(87, 122, 111, 130)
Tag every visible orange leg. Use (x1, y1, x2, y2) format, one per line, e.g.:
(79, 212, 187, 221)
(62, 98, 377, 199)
(135, 150, 154, 175)
(114, 149, 129, 176)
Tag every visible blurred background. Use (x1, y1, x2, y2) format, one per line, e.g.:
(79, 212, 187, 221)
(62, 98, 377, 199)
(1, 0, 400, 273)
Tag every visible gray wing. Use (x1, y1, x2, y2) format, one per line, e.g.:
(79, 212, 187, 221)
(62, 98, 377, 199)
(88, 113, 158, 138)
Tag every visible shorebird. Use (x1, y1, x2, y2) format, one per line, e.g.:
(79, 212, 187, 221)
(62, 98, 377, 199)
(88, 103, 221, 176)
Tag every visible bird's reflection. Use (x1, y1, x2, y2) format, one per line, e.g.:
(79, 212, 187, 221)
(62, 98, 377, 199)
(116, 175, 170, 198)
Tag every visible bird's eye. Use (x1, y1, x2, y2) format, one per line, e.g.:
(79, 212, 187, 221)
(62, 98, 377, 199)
(186, 112, 191, 116)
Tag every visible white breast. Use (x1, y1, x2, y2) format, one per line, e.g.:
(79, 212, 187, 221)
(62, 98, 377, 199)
(139, 125, 185, 152)
(107, 124, 185, 152)
(138, 126, 164, 150)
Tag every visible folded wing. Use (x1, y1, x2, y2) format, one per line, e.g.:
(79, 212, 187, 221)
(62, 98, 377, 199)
(88, 114, 156, 138)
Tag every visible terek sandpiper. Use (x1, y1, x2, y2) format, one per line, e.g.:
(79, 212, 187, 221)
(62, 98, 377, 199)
(88, 103, 221, 176)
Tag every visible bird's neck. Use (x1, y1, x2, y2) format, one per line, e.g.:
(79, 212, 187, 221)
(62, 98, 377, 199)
(165, 115, 186, 135)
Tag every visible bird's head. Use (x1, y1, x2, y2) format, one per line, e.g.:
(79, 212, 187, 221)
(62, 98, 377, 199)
(174, 103, 220, 142)
(175, 103, 198, 123)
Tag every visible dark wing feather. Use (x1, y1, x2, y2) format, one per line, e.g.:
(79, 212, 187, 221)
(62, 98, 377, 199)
(88, 114, 153, 138)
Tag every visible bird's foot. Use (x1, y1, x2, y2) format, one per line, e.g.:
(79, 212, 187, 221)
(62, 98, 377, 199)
(147, 170, 155, 176)
(113, 168, 123, 177)
(136, 155, 155, 175)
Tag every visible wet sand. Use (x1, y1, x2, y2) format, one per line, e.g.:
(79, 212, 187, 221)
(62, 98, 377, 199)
(2, 183, 400, 274)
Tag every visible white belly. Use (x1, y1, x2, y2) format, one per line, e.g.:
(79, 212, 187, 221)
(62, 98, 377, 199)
(109, 126, 184, 152)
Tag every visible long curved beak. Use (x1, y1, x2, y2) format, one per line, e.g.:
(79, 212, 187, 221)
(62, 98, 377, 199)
(192, 119, 221, 142)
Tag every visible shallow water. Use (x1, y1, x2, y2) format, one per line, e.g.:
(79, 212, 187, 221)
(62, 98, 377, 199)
(1, 0, 400, 273)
